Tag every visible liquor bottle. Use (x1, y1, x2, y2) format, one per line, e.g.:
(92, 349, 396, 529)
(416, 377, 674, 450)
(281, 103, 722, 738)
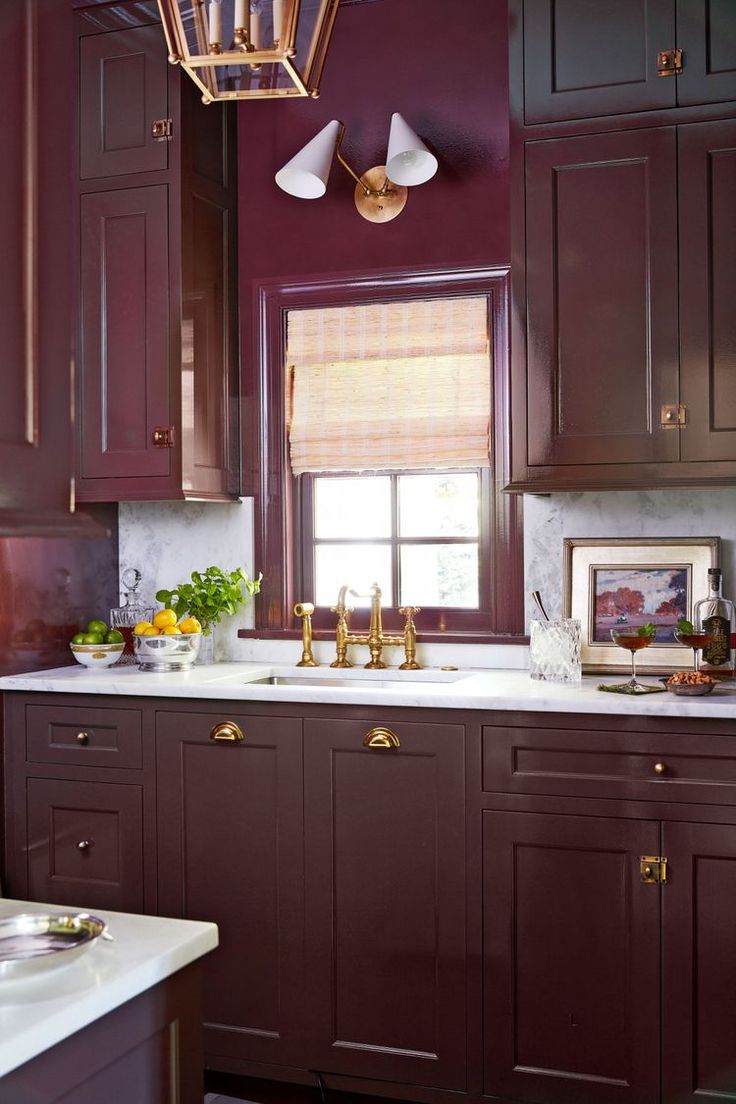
(694, 568, 735, 677)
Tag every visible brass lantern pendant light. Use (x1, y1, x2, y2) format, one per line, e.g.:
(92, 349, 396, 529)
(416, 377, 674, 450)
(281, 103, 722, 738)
(158, 0, 340, 103)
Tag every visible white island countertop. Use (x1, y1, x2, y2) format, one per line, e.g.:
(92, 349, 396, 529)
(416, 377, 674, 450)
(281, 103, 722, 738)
(2, 662, 736, 719)
(0, 900, 217, 1079)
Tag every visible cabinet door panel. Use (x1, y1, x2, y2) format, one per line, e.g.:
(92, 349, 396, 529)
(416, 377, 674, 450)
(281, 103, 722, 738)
(676, 1, 736, 107)
(483, 811, 660, 1104)
(79, 186, 171, 481)
(662, 821, 736, 1103)
(526, 128, 680, 468)
(303, 718, 466, 1090)
(522, 0, 675, 123)
(156, 711, 303, 1067)
(679, 120, 736, 461)
(79, 25, 168, 179)
(26, 778, 144, 912)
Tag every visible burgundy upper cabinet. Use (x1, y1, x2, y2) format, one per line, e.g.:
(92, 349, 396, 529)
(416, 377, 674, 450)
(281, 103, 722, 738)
(520, 0, 736, 124)
(522, 0, 676, 123)
(79, 24, 169, 179)
(676, 0, 736, 106)
(75, 4, 239, 503)
(0, 0, 95, 536)
(525, 127, 679, 470)
(679, 119, 736, 462)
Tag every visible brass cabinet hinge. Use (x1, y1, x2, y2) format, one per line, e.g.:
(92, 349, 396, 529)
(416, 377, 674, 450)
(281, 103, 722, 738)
(152, 425, 176, 448)
(661, 403, 686, 428)
(640, 856, 668, 884)
(657, 48, 683, 76)
(152, 118, 173, 141)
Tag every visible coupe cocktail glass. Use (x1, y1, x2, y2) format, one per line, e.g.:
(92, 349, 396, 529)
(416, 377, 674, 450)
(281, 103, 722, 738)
(674, 628, 714, 674)
(609, 627, 656, 693)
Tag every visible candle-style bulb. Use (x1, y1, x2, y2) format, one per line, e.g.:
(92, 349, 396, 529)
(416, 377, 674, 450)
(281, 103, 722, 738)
(209, 0, 223, 45)
(273, 0, 284, 43)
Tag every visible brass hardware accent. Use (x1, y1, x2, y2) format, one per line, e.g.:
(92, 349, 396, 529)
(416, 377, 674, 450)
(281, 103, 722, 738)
(331, 583, 422, 670)
(353, 166, 408, 224)
(660, 404, 686, 428)
(76, 732, 89, 745)
(654, 762, 666, 775)
(209, 721, 245, 743)
(441, 665, 458, 672)
(640, 856, 668, 884)
(657, 48, 683, 76)
(77, 839, 93, 851)
(363, 727, 401, 749)
(294, 602, 318, 667)
(151, 118, 173, 141)
(152, 425, 175, 448)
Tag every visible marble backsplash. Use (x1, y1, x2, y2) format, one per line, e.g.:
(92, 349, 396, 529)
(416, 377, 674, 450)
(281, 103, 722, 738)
(118, 487, 736, 663)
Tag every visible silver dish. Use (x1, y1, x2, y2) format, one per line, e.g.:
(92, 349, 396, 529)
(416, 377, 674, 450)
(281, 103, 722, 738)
(0, 912, 108, 978)
(664, 680, 717, 696)
(133, 631, 202, 671)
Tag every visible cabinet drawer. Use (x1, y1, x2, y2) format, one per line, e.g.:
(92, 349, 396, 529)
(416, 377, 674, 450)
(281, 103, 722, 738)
(483, 725, 736, 805)
(26, 778, 144, 912)
(25, 704, 143, 768)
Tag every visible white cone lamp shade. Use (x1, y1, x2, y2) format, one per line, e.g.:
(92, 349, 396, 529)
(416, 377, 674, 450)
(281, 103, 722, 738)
(275, 120, 341, 199)
(385, 112, 438, 187)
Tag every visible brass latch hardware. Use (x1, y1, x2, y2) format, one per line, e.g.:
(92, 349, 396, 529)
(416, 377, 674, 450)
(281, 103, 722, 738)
(640, 856, 668, 884)
(152, 118, 173, 141)
(152, 425, 175, 448)
(661, 404, 686, 429)
(657, 48, 683, 76)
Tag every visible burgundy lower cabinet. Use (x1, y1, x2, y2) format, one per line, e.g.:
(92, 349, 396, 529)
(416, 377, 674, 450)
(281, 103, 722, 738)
(155, 709, 305, 1069)
(0, 962, 203, 1104)
(302, 717, 466, 1091)
(483, 811, 661, 1104)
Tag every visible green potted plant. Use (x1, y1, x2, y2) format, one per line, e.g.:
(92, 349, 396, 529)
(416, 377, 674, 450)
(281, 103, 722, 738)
(156, 566, 261, 662)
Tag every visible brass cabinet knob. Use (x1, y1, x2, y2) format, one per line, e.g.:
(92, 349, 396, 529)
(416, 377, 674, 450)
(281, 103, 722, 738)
(643, 864, 653, 878)
(77, 839, 92, 850)
(654, 762, 666, 775)
(210, 721, 245, 743)
(363, 727, 401, 749)
(76, 732, 89, 745)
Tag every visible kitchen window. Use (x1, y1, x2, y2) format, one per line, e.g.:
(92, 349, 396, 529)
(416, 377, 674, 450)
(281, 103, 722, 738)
(245, 267, 523, 642)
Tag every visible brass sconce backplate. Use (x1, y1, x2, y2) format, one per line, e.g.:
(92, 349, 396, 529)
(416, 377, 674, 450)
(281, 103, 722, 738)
(354, 166, 408, 223)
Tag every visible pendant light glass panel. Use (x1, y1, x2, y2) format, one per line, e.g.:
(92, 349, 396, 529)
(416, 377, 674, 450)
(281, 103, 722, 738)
(158, 0, 339, 102)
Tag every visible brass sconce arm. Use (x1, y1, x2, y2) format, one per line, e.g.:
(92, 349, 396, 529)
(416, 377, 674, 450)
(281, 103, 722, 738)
(335, 125, 390, 197)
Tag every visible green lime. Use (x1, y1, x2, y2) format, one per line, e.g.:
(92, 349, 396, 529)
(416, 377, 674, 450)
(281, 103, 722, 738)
(71, 632, 87, 645)
(105, 629, 124, 644)
(82, 632, 104, 645)
(87, 619, 108, 635)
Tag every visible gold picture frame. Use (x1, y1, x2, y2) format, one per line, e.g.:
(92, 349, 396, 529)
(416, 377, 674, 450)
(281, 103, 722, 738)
(562, 537, 721, 673)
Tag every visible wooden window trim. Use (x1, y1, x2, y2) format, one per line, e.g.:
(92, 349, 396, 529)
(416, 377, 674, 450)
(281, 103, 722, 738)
(240, 266, 526, 644)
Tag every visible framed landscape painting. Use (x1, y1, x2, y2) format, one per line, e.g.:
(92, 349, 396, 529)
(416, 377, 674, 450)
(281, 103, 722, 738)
(562, 537, 720, 673)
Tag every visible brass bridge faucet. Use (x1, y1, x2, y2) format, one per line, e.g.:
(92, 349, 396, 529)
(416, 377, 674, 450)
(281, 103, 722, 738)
(331, 582, 421, 670)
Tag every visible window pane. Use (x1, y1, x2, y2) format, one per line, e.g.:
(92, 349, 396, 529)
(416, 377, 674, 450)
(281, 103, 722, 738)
(400, 544, 479, 607)
(314, 476, 391, 539)
(398, 473, 479, 538)
(315, 544, 393, 607)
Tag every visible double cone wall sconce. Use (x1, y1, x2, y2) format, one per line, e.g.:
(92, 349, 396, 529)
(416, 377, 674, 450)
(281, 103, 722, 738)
(158, 0, 340, 103)
(275, 114, 438, 223)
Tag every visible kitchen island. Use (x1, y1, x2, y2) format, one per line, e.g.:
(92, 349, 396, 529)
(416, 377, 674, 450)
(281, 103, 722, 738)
(0, 900, 217, 1103)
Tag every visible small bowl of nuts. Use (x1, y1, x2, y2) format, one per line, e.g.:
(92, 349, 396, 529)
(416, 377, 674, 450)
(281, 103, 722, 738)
(665, 671, 717, 696)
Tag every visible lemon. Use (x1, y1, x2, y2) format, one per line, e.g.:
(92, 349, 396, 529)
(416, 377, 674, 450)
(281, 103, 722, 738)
(142, 626, 160, 636)
(133, 621, 154, 635)
(179, 617, 202, 634)
(153, 608, 178, 629)
(161, 626, 182, 635)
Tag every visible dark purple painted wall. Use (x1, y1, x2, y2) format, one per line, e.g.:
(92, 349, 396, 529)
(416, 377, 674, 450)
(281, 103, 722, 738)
(0, 506, 119, 676)
(237, 0, 510, 283)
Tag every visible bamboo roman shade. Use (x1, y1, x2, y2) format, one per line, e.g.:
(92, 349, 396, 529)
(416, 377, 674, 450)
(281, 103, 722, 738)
(285, 296, 491, 474)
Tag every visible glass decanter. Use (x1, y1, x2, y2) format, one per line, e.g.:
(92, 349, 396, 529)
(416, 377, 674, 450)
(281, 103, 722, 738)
(109, 568, 154, 664)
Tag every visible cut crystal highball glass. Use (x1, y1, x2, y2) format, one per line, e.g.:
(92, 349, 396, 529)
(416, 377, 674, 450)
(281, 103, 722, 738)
(529, 619, 582, 683)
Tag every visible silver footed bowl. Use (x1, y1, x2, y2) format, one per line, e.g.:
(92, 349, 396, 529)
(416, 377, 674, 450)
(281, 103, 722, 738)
(133, 631, 202, 671)
(0, 912, 108, 978)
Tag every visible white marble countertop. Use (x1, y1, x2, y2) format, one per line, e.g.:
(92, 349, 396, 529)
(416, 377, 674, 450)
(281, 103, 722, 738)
(0, 900, 217, 1079)
(2, 662, 736, 719)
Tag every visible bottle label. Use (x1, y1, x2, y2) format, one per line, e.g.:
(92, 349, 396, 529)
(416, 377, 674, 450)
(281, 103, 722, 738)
(702, 616, 731, 666)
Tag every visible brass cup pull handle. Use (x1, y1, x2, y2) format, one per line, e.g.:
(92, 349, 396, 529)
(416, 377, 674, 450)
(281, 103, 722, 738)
(363, 727, 401, 749)
(210, 722, 245, 743)
(654, 762, 666, 775)
(76, 732, 89, 745)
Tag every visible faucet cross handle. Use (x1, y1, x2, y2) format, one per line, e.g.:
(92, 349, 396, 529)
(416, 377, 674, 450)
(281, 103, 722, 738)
(399, 605, 421, 622)
(398, 606, 422, 671)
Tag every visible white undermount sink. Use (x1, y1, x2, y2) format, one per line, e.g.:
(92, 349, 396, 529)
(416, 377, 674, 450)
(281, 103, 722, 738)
(243, 668, 471, 689)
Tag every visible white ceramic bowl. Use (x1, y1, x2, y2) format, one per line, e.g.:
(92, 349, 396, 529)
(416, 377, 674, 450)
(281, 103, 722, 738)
(133, 632, 202, 672)
(70, 642, 125, 668)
